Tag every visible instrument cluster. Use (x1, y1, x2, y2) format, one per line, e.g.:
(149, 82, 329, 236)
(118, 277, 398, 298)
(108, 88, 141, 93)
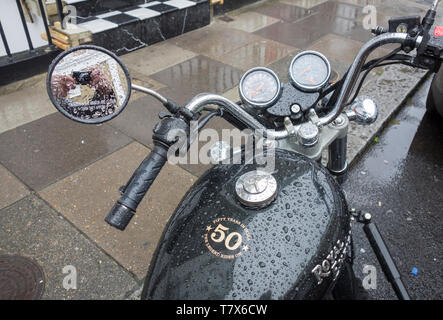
(238, 51, 331, 121)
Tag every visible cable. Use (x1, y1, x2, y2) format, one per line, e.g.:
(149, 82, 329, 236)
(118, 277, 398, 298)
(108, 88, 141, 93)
(197, 108, 223, 131)
(346, 47, 404, 105)
(321, 48, 410, 103)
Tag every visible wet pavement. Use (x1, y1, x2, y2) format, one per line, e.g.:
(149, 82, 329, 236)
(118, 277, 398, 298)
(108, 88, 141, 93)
(0, 0, 440, 299)
(344, 77, 443, 300)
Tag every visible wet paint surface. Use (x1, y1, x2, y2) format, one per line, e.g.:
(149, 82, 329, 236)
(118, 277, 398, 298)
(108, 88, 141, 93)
(143, 149, 350, 300)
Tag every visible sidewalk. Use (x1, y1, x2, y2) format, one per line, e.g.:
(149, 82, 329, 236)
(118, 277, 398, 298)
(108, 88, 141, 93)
(0, 0, 435, 299)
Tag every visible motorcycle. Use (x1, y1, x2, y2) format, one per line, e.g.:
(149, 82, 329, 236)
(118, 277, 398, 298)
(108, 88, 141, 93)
(46, 0, 443, 300)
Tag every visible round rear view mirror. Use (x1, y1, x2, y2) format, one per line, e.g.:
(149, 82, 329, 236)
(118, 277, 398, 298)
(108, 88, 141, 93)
(47, 45, 131, 124)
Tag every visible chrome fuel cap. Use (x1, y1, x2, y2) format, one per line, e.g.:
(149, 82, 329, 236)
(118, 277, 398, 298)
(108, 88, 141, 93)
(235, 171, 277, 208)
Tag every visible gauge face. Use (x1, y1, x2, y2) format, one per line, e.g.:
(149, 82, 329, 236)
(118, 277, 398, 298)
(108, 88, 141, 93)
(289, 51, 331, 92)
(239, 68, 281, 108)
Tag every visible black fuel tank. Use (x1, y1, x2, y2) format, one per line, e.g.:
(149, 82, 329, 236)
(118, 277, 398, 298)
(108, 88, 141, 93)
(142, 149, 350, 300)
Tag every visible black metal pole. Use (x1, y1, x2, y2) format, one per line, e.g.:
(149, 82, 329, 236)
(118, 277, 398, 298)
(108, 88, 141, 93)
(37, 0, 53, 46)
(15, 0, 34, 51)
(363, 215, 411, 300)
(0, 20, 12, 58)
(55, 0, 65, 29)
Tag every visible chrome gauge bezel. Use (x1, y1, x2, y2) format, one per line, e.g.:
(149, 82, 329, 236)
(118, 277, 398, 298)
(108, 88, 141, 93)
(289, 50, 331, 93)
(239, 67, 282, 110)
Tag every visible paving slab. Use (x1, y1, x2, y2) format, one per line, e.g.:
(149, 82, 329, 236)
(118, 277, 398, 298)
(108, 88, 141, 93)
(216, 11, 280, 33)
(150, 55, 244, 95)
(0, 72, 46, 96)
(121, 41, 197, 77)
(292, 11, 372, 43)
(39, 142, 197, 279)
(222, 85, 242, 102)
(336, 0, 383, 6)
(254, 2, 313, 22)
(254, 20, 328, 49)
(309, 0, 364, 20)
(213, 38, 299, 71)
(0, 113, 133, 190)
(377, 0, 427, 17)
(0, 195, 137, 299)
(0, 81, 55, 135)
(279, 0, 329, 9)
(172, 24, 262, 59)
(0, 164, 30, 210)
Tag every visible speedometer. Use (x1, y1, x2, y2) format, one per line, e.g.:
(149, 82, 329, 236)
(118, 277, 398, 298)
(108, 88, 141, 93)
(289, 51, 331, 92)
(239, 67, 281, 109)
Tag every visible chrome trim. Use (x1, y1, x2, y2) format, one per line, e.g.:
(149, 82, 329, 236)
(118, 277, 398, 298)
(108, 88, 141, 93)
(319, 33, 408, 126)
(289, 50, 331, 92)
(239, 67, 282, 109)
(415, 36, 423, 48)
(184, 93, 296, 140)
(345, 96, 379, 125)
(132, 84, 167, 104)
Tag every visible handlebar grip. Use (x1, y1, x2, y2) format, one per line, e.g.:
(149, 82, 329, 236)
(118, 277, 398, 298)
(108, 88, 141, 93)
(105, 145, 168, 230)
(105, 203, 135, 230)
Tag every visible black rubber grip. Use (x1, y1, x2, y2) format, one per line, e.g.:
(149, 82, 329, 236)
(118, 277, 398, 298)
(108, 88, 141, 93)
(105, 203, 135, 230)
(105, 145, 168, 230)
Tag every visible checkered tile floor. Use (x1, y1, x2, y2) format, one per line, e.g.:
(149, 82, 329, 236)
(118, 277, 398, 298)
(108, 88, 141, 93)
(73, 0, 199, 33)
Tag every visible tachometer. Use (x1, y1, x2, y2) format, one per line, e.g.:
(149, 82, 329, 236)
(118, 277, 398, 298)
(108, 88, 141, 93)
(289, 51, 331, 92)
(239, 67, 281, 109)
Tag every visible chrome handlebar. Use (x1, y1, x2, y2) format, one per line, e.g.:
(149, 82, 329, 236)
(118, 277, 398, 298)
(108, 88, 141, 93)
(184, 33, 418, 140)
(431, 0, 441, 11)
(185, 93, 294, 140)
(321, 33, 411, 126)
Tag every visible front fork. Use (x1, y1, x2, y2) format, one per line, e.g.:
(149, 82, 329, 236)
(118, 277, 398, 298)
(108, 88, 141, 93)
(327, 123, 348, 182)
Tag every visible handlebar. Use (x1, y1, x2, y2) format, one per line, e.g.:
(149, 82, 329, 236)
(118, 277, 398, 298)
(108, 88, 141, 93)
(185, 93, 294, 140)
(184, 33, 420, 137)
(105, 10, 441, 231)
(105, 144, 168, 230)
(324, 33, 411, 126)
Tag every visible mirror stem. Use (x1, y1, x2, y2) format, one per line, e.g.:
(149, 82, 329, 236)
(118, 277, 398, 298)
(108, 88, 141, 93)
(132, 84, 168, 104)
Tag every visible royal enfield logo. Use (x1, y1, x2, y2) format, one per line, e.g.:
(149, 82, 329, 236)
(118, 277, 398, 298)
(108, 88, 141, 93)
(311, 231, 352, 285)
(204, 217, 251, 259)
